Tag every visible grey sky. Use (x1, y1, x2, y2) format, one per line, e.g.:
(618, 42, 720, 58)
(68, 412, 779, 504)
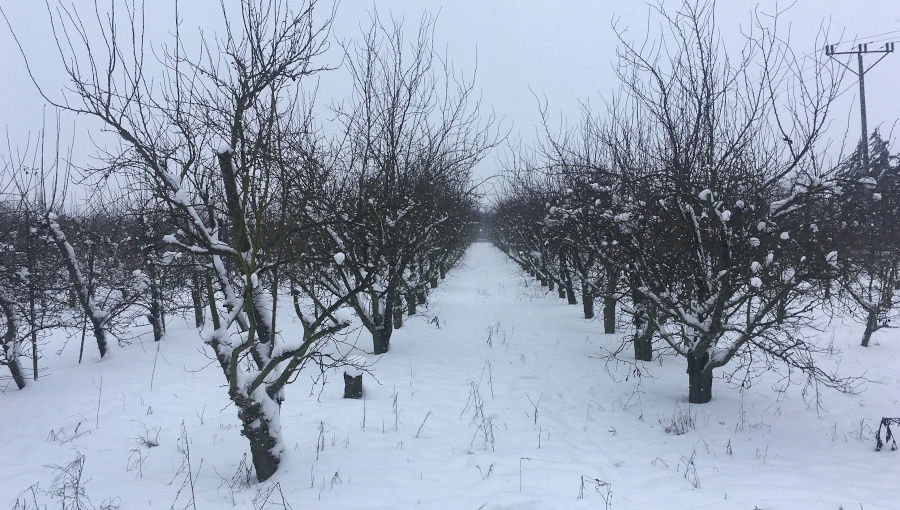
(2, 0, 898, 197)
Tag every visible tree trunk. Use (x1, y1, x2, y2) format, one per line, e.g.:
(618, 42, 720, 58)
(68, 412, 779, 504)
(374, 326, 391, 354)
(25, 212, 39, 380)
(548, 278, 555, 292)
(85, 311, 107, 357)
(393, 302, 404, 330)
(603, 295, 616, 334)
(406, 289, 417, 316)
(46, 218, 108, 357)
(687, 351, 713, 404)
(429, 276, 438, 289)
(146, 258, 164, 342)
(557, 285, 565, 299)
(206, 275, 222, 332)
(251, 296, 273, 347)
(861, 308, 877, 347)
(0, 288, 26, 390)
(28, 281, 38, 380)
(191, 269, 205, 328)
(270, 266, 279, 339)
(581, 282, 594, 319)
(633, 329, 653, 361)
(373, 293, 394, 354)
(559, 261, 575, 303)
(232, 390, 281, 482)
(148, 299, 163, 342)
(5, 356, 26, 390)
(632, 301, 654, 361)
(602, 267, 619, 334)
(776, 296, 787, 324)
(566, 281, 577, 305)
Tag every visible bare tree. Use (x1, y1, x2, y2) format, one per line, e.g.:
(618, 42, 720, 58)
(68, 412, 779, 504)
(536, 105, 625, 329)
(5, 0, 373, 480)
(0, 189, 27, 389)
(832, 130, 900, 346)
(327, 10, 496, 353)
(0, 122, 72, 385)
(605, 0, 849, 403)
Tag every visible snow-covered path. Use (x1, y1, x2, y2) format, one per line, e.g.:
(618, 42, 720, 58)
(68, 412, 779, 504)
(282, 242, 616, 507)
(2, 242, 899, 509)
(280, 242, 900, 509)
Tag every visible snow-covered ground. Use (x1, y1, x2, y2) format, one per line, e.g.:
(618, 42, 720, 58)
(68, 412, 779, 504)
(2, 242, 898, 509)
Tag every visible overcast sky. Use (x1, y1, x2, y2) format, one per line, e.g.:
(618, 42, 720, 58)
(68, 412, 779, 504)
(2, 0, 898, 199)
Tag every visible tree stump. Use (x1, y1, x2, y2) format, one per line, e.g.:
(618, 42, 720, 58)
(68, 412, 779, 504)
(343, 373, 362, 399)
(343, 356, 365, 399)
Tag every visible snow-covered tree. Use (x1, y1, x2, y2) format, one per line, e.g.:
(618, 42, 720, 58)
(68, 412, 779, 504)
(491, 162, 556, 285)
(0, 192, 27, 389)
(535, 108, 626, 330)
(494, 1, 856, 404)
(0, 141, 70, 384)
(16, 0, 371, 481)
(833, 130, 900, 346)
(603, 0, 849, 403)
(44, 210, 148, 359)
(326, 11, 495, 353)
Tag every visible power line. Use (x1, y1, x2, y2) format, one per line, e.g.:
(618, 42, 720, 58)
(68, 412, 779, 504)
(826, 42, 896, 174)
(827, 29, 900, 48)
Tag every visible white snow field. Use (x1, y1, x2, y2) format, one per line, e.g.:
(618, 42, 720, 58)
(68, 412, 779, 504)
(2, 242, 899, 509)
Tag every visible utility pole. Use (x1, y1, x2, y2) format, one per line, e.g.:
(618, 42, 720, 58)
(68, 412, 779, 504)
(826, 42, 895, 176)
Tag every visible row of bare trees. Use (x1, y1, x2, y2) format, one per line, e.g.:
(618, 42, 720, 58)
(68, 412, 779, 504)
(0, 144, 180, 390)
(491, 1, 894, 405)
(831, 131, 900, 346)
(1, 0, 493, 482)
